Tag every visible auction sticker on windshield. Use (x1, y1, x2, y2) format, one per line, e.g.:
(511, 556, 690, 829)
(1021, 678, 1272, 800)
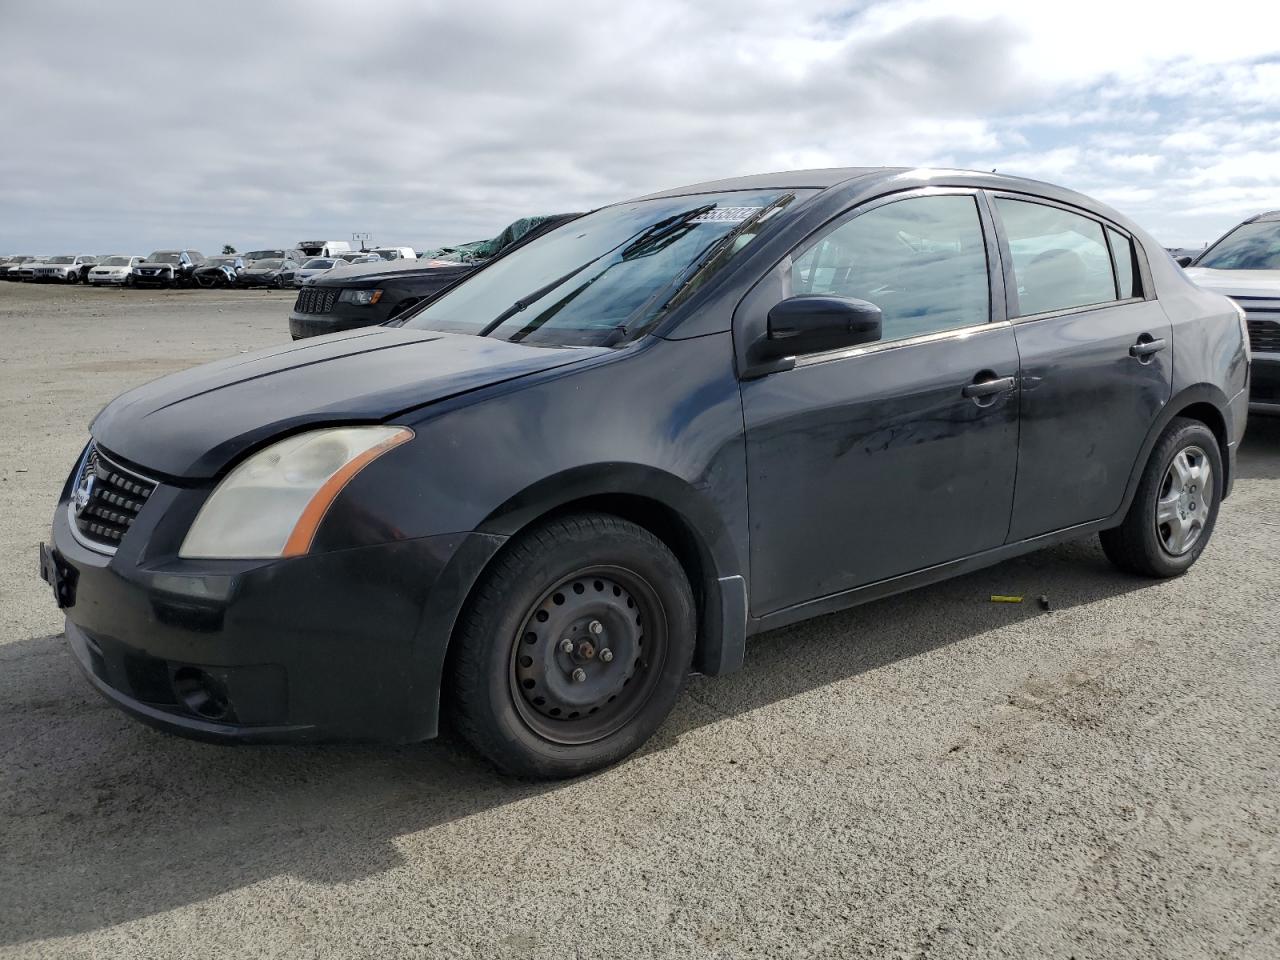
(690, 207, 763, 223)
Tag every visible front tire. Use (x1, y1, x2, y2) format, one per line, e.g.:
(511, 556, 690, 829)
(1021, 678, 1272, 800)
(1100, 417, 1222, 578)
(448, 513, 695, 778)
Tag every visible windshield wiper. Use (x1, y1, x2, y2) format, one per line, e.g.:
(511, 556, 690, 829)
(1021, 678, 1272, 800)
(477, 203, 718, 339)
(475, 261, 599, 337)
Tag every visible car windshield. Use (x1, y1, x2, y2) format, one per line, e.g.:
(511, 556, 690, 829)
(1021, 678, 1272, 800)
(207, 257, 235, 266)
(49, 256, 75, 264)
(303, 258, 335, 269)
(245, 250, 284, 260)
(1197, 220, 1280, 270)
(102, 257, 132, 266)
(402, 190, 801, 346)
(149, 253, 181, 263)
(254, 259, 283, 269)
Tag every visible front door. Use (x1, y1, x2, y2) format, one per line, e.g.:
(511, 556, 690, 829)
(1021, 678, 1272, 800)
(990, 195, 1174, 541)
(740, 191, 1020, 616)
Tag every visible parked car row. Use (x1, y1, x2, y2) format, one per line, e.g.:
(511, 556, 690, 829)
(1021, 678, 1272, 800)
(0, 244, 413, 288)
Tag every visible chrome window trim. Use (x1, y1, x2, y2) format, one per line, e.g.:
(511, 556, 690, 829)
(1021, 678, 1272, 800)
(793, 318, 1014, 369)
(1008, 295, 1147, 326)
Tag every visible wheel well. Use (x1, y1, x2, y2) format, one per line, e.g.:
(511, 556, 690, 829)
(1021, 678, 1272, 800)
(457, 494, 715, 672)
(1174, 400, 1229, 489)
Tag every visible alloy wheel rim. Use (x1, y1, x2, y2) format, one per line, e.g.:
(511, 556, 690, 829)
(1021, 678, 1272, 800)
(1155, 444, 1213, 556)
(509, 565, 667, 745)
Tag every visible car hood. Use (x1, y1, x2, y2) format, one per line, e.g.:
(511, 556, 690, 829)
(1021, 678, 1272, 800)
(91, 327, 608, 479)
(1183, 267, 1280, 298)
(309, 257, 473, 288)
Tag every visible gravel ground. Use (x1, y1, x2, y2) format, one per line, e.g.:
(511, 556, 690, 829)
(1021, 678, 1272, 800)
(1, 282, 1277, 959)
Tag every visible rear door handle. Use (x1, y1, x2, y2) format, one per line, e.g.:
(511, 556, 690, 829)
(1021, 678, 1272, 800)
(961, 375, 1016, 399)
(1129, 336, 1166, 359)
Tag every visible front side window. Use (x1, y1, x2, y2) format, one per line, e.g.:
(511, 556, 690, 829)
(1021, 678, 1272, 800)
(996, 198, 1116, 316)
(1195, 219, 1280, 270)
(404, 189, 808, 346)
(790, 194, 991, 342)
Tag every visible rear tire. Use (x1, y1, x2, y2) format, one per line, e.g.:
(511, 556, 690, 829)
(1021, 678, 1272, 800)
(448, 513, 695, 778)
(1100, 417, 1222, 578)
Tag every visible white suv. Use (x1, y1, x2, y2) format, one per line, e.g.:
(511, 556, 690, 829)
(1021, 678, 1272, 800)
(1184, 210, 1280, 413)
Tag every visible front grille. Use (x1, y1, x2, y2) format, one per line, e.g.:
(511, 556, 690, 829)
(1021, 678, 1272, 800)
(71, 445, 156, 550)
(1232, 297, 1280, 353)
(294, 286, 337, 314)
(1248, 319, 1280, 353)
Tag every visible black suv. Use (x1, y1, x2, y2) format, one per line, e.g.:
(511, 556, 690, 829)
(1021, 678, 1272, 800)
(42, 168, 1248, 778)
(131, 250, 206, 287)
(288, 215, 579, 339)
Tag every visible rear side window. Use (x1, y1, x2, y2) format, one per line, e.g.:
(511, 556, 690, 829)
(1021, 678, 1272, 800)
(791, 194, 990, 342)
(1107, 227, 1140, 299)
(996, 198, 1116, 317)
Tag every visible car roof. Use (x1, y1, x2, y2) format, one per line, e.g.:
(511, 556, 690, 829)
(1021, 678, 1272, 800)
(636, 166, 1147, 236)
(636, 166, 898, 198)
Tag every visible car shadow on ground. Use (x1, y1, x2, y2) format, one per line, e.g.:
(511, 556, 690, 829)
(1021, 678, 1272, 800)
(1237, 413, 1280, 480)
(3, 424, 1276, 946)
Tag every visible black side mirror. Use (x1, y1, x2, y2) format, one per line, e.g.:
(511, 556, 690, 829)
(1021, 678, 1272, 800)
(1176, 256, 1193, 268)
(757, 295, 882, 368)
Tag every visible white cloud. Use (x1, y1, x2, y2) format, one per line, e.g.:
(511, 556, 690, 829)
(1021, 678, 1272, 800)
(0, 0, 1276, 252)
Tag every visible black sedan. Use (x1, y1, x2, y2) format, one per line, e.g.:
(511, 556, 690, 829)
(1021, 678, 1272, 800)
(239, 257, 299, 288)
(42, 167, 1248, 778)
(288, 214, 579, 339)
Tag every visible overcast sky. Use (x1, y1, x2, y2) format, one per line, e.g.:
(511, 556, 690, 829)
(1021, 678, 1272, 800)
(2, 0, 1277, 255)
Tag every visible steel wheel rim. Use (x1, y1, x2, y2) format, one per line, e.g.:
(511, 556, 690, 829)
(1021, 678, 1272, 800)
(1155, 444, 1213, 557)
(509, 565, 668, 746)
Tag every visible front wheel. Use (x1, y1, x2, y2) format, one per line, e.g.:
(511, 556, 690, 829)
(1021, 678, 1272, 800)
(1100, 417, 1222, 577)
(448, 513, 695, 778)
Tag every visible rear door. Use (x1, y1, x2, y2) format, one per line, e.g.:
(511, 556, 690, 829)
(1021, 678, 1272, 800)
(991, 194, 1172, 541)
(740, 189, 1020, 616)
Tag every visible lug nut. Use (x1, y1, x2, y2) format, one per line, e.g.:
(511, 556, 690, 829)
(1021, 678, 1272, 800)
(599, 648, 614, 663)
(589, 620, 603, 636)
(571, 668, 587, 683)
(559, 638, 574, 654)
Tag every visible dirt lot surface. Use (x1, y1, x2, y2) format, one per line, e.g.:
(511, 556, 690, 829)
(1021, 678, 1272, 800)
(1, 283, 1278, 959)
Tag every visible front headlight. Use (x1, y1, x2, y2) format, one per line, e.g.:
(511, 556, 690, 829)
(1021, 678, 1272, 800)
(179, 426, 413, 559)
(338, 288, 383, 305)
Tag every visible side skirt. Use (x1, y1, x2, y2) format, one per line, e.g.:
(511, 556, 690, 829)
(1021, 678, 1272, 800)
(747, 518, 1111, 636)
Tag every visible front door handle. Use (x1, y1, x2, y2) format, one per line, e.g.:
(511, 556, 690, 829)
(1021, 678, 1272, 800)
(1129, 336, 1167, 359)
(961, 375, 1016, 399)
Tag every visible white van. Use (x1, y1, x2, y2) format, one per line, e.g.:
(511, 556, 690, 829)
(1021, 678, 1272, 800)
(297, 240, 354, 258)
(371, 247, 417, 261)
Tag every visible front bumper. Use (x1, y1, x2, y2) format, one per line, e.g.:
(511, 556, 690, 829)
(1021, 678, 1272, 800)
(1249, 352, 1280, 415)
(289, 300, 394, 339)
(132, 271, 174, 285)
(89, 273, 129, 285)
(43, 496, 496, 744)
